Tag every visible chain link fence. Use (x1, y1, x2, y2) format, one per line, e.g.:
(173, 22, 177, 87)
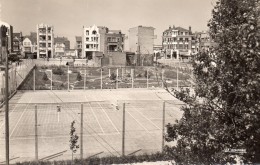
(0, 100, 184, 163)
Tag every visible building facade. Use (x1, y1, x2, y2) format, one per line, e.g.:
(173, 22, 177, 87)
(129, 26, 155, 65)
(82, 25, 125, 66)
(22, 32, 37, 58)
(54, 43, 65, 58)
(105, 30, 125, 53)
(129, 26, 155, 55)
(0, 21, 13, 63)
(196, 31, 217, 52)
(12, 32, 23, 56)
(162, 25, 196, 59)
(36, 23, 54, 59)
(54, 36, 70, 50)
(75, 36, 82, 58)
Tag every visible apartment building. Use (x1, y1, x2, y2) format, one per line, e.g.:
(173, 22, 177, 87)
(75, 36, 82, 58)
(0, 21, 13, 62)
(22, 32, 37, 58)
(129, 26, 155, 65)
(54, 36, 70, 50)
(162, 25, 196, 59)
(105, 30, 125, 53)
(82, 25, 125, 66)
(36, 23, 54, 59)
(195, 31, 217, 52)
(129, 26, 155, 55)
(12, 32, 23, 57)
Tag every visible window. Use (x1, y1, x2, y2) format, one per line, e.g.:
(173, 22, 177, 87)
(86, 44, 89, 49)
(86, 37, 89, 41)
(117, 38, 120, 42)
(107, 37, 111, 42)
(92, 30, 97, 35)
(48, 43, 51, 47)
(185, 38, 188, 42)
(173, 38, 177, 42)
(86, 30, 89, 35)
(48, 36, 51, 40)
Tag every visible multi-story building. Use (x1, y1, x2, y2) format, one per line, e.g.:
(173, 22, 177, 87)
(82, 25, 125, 64)
(54, 36, 70, 50)
(12, 32, 23, 56)
(129, 26, 155, 55)
(129, 25, 155, 65)
(54, 43, 65, 58)
(196, 31, 217, 52)
(0, 21, 13, 62)
(105, 30, 125, 53)
(36, 23, 54, 59)
(82, 25, 106, 60)
(162, 25, 197, 59)
(75, 36, 82, 58)
(22, 32, 37, 58)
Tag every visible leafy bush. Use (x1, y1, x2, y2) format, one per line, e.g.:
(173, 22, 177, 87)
(52, 67, 64, 75)
(110, 72, 116, 80)
(42, 72, 48, 81)
(77, 72, 82, 81)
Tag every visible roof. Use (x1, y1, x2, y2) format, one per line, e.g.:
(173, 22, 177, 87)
(108, 30, 121, 34)
(75, 36, 82, 42)
(164, 26, 190, 33)
(54, 36, 69, 44)
(24, 32, 37, 44)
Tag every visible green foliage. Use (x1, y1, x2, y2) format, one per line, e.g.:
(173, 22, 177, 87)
(69, 120, 79, 153)
(110, 72, 116, 80)
(77, 72, 82, 81)
(166, 0, 260, 164)
(52, 67, 64, 75)
(42, 72, 48, 81)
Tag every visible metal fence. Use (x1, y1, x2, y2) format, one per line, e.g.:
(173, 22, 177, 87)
(0, 60, 35, 104)
(0, 100, 184, 163)
(20, 65, 193, 91)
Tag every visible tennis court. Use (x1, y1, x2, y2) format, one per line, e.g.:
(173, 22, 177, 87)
(0, 89, 184, 163)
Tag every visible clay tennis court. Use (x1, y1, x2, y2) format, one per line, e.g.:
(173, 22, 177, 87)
(0, 88, 184, 163)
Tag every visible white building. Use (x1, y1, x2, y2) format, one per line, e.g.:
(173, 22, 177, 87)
(54, 42, 65, 58)
(36, 23, 54, 59)
(82, 25, 106, 60)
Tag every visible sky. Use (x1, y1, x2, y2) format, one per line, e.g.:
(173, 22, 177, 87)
(0, 0, 216, 49)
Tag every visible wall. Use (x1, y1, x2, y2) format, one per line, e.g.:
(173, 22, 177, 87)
(109, 52, 126, 66)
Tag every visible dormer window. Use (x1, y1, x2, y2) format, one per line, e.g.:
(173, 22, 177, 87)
(92, 30, 97, 35)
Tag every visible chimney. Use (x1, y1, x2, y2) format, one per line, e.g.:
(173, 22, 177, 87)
(172, 25, 175, 29)
(189, 26, 192, 34)
(169, 25, 171, 29)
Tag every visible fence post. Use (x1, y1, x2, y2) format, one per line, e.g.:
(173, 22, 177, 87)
(35, 104, 38, 162)
(122, 103, 126, 156)
(100, 68, 102, 89)
(161, 69, 164, 88)
(84, 70, 86, 90)
(80, 103, 83, 162)
(116, 68, 118, 89)
(33, 68, 35, 91)
(146, 69, 149, 88)
(177, 61, 179, 89)
(67, 65, 70, 91)
(131, 69, 134, 89)
(162, 101, 165, 152)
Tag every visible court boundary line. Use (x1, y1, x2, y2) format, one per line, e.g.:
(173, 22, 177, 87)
(10, 98, 32, 138)
(88, 103, 105, 134)
(97, 102, 120, 134)
(128, 105, 161, 130)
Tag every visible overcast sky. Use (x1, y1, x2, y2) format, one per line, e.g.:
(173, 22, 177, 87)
(1, 0, 216, 49)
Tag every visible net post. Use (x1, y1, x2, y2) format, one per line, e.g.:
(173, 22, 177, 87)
(162, 101, 165, 152)
(122, 103, 126, 156)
